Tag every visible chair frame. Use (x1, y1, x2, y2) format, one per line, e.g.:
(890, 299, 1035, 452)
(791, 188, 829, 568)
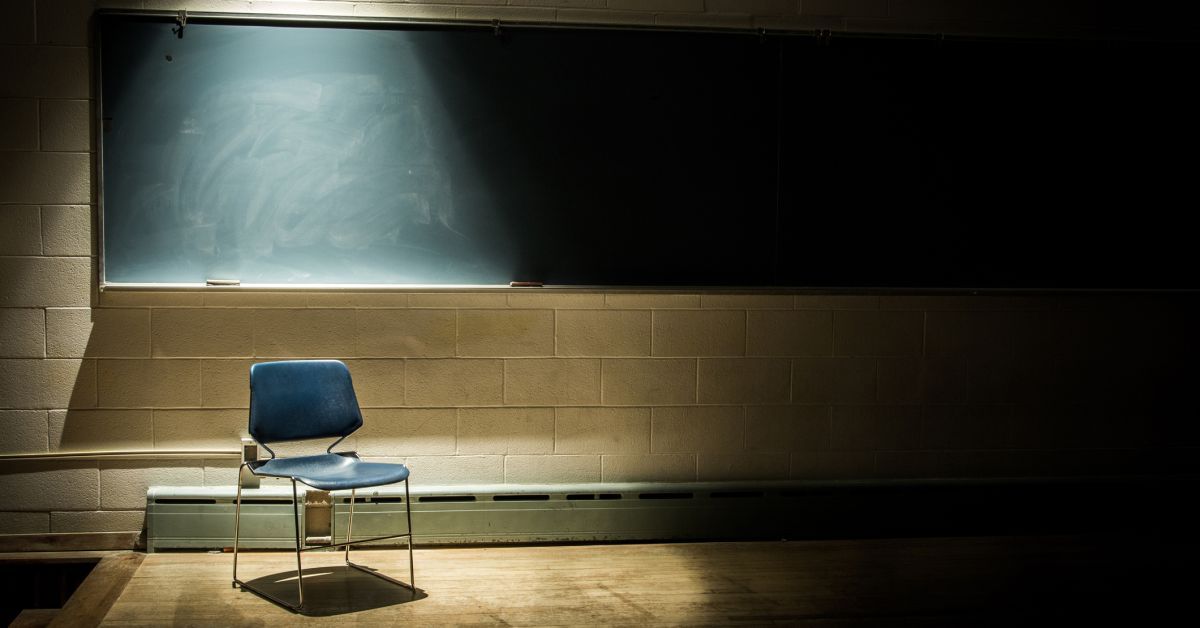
(231, 439, 416, 612)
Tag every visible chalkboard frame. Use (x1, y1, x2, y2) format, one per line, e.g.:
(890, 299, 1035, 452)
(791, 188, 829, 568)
(95, 10, 1200, 292)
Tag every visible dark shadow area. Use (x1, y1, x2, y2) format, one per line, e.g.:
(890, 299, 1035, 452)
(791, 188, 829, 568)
(236, 564, 425, 617)
(674, 534, 1198, 626)
(0, 558, 97, 626)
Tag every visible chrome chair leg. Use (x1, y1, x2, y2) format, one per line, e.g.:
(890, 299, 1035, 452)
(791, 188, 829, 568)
(345, 488, 356, 564)
(232, 463, 245, 587)
(291, 478, 305, 609)
(406, 478, 415, 590)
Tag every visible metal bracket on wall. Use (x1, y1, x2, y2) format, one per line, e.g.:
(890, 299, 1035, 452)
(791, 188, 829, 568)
(239, 438, 259, 490)
(303, 490, 333, 546)
(173, 9, 187, 38)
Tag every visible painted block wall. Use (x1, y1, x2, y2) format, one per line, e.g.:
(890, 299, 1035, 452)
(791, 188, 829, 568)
(2, 0, 1198, 536)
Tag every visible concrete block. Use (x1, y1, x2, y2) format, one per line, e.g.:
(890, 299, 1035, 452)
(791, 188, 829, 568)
(654, 12, 753, 28)
(0, 98, 37, 149)
(0, 256, 91, 307)
(232, 1, 350, 15)
(557, 9, 657, 24)
(803, 0, 887, 17)
(404, 455, 504, 485)
(504, 358, 600, 405)
(509, 0, 606, 7)
(745, 405, 829, 452)
(0, 308, 44, 357)
(697, 358, 790, 403)
(601, 358, 696, 405)
(408, 293, 507, 308)
(39, 98, 90, 150)
(48, 409, 152, 451)
(353, 2, 457, 18)
(833, 310, 925, 356)
(0, 205, 41, 254)
(342, 359, 405, 407)
(99, 460, 204, 510)
(600, 454, 695, 482)
(876, 357, 922, 403)
(253, 309, 355, 357)
(203, 292, 310, 307)
(457, 6, 557, 21)
(152, 308, 254, 357)
(306, 292, 408, 308)
(99, 291, 203, 307)
(554, 407, 650, 454)
(457, 309, 554, 357)
(926, 310, 1014, 357)
(504, 455, 601, 484)
(0, 358, 95, 409)
(700, 294, 794, 309)
(142, 1, 251, 12)
(357, 408, 456, 456)
(0, 512, 48, 534)
(830, 405, 922, 451)
(355, 309, 455, 357)
(604, 293, 700, 309)
(794, 295, 879, 310)
(921, 405, 1010, 450)
(0, 1, 35, 43)
(36, 0, 94, 45)
(0, 45, 89, 98)
(922, 356, 968, 402)
(0, 460, 98, 511)
(0, 150, 90, 205)
(966, 355, 1017, 403)
(651, 406, 745, 454)
(200, 359, 252, 408)
(652, 310, 745, 357)
(698, 453, 790, 481)
(608, 0, 702, 11)
(152, 408, 245, 450)
(875, 450, 939, 479)
(405, 359, 503, 406)
(203, 460, 239, 487)
(746, 310, 833, 356)
(51, 510, 146, 533)
(789, 451, 876, 480)
(506, 293, 605, 309)
(937, 450, 1035, 478)
(47, 307, 150, 358)
(556, 310, 651, 357)
(0, 409, 48, 454)
(791, 356, 878, 403)
(457, 407, 554, 454)
(706, 0, 797, 15)
(40, 205, 92, 256)
(97, 359, 201, 408)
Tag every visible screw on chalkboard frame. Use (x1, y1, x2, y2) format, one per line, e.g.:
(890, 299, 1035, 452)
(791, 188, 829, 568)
(172, 10, 187, 39)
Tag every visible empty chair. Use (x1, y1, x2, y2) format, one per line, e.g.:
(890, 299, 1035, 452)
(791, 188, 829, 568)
(232, 359, 415, 612)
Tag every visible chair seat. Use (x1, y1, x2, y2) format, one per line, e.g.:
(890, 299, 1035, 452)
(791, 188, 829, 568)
(248, 453, 409, 490)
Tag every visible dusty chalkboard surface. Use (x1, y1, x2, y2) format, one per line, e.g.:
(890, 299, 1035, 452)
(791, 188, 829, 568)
(99, 13, 1198, 288)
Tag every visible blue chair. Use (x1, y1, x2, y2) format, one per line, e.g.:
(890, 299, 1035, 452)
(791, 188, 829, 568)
(232, 360, 415, 612)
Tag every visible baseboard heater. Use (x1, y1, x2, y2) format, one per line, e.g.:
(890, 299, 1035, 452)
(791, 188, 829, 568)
(145, 476, 1197, 552)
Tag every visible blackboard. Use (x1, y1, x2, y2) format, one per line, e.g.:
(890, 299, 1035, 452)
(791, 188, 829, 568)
(99, 13, 1200, 288)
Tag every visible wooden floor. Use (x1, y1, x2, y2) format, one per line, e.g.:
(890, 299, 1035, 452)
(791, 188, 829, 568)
(99, 536, 1192, 626)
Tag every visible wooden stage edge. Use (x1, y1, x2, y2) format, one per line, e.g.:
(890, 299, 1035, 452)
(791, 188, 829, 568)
(80, 535, 1197, 626)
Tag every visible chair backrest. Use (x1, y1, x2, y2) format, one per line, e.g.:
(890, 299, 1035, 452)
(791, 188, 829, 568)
(249, 360, 363, 445)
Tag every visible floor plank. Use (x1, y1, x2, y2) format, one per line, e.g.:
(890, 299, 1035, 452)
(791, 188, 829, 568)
(100, 536, 1195, 626)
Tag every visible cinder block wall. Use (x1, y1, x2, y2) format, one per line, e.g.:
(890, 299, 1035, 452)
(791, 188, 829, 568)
(1, 0, 1198, 536)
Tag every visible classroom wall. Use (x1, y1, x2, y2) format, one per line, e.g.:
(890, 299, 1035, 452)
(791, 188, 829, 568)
(2, 0, 1198, 536)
